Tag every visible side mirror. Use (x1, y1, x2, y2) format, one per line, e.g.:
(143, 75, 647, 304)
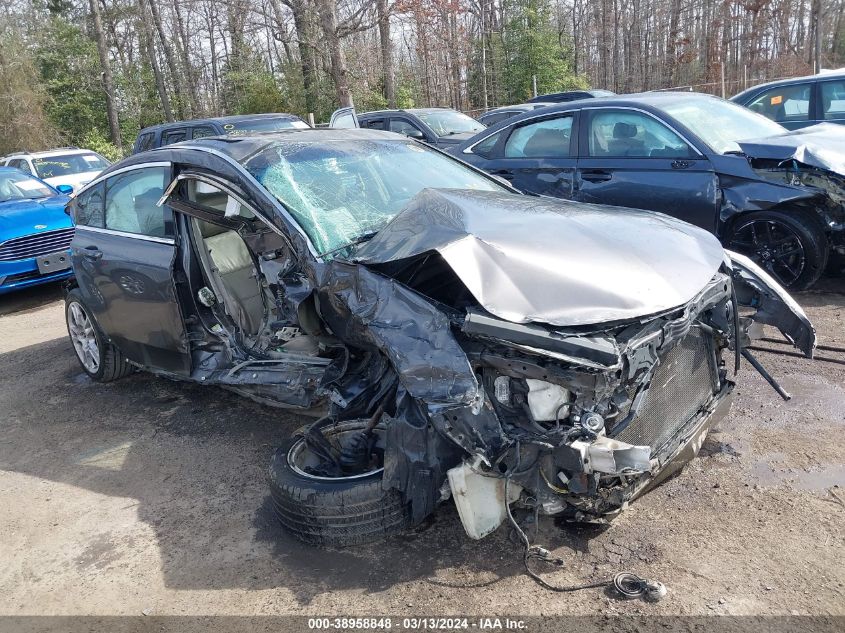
(56, 184, 74, 195)
(407, 129, 425, 140)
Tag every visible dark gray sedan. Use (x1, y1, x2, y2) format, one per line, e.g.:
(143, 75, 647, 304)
(64, 129, 813, 547)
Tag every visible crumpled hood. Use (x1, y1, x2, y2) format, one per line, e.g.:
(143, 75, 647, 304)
(355, 189, 726, 327)
(0, 196, 72, 242)
(737, 123, 845, 175)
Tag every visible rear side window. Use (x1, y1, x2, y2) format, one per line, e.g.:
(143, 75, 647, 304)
(363, 119, 385, 130)
(73, 182, 105, 227)
(821, 81, 845, 120)
(471, 131, 503, 158)
(162, 129, 187, 146)
(746, 84, 811, 123)
(105, 167, 171, 237)
(136, 133, 155, 152)
(505, 116, 573, 158)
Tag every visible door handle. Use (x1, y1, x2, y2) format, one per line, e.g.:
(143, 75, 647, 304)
(580, 170, 612, 182)
(491, 169, 515, 180)
(82, 246, 103, 261)
(671, 160, 691, 169)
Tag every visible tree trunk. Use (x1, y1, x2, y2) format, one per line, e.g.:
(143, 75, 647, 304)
(147, 0, 187, 118)
(316, 0, 352, 107)
(139, 0, 174, 121)
(376, 0, 395, 107)
(88, 0, 122, 150)
(283, 0, 319, 115)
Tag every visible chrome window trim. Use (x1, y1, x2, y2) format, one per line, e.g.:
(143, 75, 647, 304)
(75, 161, 173, 198)
(75, 224, 175, 245)
(580, 105, 704, 157)
(463, 105, 703, 157)
(174, 144, 321, 259)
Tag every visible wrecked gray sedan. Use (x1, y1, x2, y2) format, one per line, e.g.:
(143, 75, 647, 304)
(63, 129, 814, 547)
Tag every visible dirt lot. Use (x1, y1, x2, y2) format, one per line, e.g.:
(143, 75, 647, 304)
(0, 279, 844, 618)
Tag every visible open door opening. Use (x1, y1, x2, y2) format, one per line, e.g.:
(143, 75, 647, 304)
(162, 172, 342, 409)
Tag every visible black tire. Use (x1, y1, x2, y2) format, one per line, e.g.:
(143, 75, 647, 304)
(268, 422, 410, 547)
(65, 289, 134, 382)
(725, 210, 829, 290)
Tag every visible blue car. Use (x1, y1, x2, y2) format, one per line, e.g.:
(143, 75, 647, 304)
(0, 167, 75, 294)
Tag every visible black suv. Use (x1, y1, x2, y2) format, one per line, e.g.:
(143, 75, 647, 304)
(132, 113, 309, 153)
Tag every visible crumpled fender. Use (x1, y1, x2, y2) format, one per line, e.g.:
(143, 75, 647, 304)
(719, 174, 823, 225)
(312, 260, 480, 406)
(726, 250, 816, 357)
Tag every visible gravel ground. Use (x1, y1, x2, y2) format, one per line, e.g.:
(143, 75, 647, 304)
(0, 279, 843, 619)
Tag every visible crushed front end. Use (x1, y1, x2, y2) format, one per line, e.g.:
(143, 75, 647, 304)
(437, 272, 738, 538)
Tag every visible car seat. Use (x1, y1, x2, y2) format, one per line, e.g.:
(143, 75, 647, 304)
(607, 122, 645, 156)
(197, 220, 264, 336)
(522, 127, 570, 157)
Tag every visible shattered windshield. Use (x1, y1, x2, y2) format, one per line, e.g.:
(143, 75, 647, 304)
(244, 139, 503, 257)
(658, 98, 786, 154)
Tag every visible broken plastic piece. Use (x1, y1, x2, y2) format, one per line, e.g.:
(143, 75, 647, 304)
(447, 457, 522, 540)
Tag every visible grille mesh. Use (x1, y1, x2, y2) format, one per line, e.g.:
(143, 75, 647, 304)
(615, 330, 717, 451)
(0, 228, 75, 262)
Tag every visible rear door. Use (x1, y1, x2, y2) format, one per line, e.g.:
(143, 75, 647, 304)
(69, 163, 191, 374)
(468, 111, 579, 198)
(574, 107, 720, 232)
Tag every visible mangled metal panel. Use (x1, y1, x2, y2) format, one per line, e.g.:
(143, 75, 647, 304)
(312, 259, 480, 406)
(737, 123, 845, 175)
(355, 189, 727, 327)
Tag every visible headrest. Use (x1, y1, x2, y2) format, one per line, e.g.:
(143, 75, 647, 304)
(613, 122, 638, 139)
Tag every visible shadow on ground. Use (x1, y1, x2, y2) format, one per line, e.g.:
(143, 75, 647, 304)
(0, 335, 618, 605)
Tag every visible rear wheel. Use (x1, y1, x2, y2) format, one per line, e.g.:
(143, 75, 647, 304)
(65, 289, 133, 382)
(268, 419, 410, 547)
(726, 210, 828, 290)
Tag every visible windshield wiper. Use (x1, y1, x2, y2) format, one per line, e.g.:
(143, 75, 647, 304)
(319, 231, 380, 259)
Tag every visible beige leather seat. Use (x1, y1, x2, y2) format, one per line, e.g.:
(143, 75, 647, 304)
(198, 220, 264, 335)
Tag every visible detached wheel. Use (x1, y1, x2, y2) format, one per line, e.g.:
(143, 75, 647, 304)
(726, 210, 828, 290)
(65, 289, 133, 382)
(268, 420, 410, 547)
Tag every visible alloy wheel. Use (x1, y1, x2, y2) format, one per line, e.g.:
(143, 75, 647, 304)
(728, 218, 806, 287)
(67, 302, 100, 373)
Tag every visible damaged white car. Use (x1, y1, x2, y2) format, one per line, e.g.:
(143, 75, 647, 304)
(62, 129, 814, 546)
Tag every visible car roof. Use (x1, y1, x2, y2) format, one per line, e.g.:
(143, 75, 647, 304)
(138, 112, 303, 134)
(482, 102, 554, 115)
(516, 91, 722, 115)
(358, 107, 458, 117)
(4, 147, 94, 159)
(732, 69, 845, 100)
(102, 128, 412, 173)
